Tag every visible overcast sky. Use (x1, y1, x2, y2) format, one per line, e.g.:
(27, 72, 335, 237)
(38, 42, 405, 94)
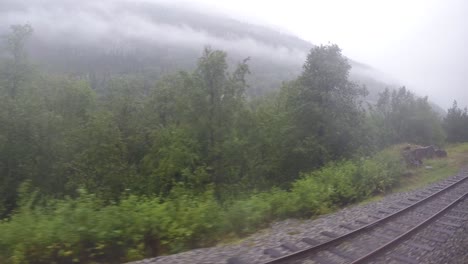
(178, 0, 468, 109)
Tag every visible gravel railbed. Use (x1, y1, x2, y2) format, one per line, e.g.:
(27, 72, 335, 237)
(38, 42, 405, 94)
(427, 201, 468, 264)
(128, 171, 468, 264)
(370, 197, 468, 264)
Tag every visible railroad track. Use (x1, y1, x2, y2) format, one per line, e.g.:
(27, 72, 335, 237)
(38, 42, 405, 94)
(227, 170, 468, 264)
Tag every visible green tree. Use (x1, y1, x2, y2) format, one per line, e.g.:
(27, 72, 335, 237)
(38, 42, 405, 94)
(0, 25, 40, 215)
(193, 48, 250, 197)
(140, 48, 251, 198)
(444, 100, 468, 143)
(64, 112, 134, 200)
(370, 87, 445, 146)
(281, 44, 367, 176)
(1, 24, 33, 98)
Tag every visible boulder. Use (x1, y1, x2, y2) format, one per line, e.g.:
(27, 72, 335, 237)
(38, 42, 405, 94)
(435, 149, 448, 158)
(411, 145, 435, 160)
(402, 145, 447, 167)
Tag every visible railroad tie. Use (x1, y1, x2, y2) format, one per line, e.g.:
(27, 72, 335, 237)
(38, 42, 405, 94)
(263, 248, 284, 258)
(355, 219, 369, 225)
(281, 242, 300, 252)
(403, 241, 435, 251)
(339, 223, 356, 230)
(444, 181, 457, 184)
(226, 256, 246, 264)
(394, 220, 412, 227)
(414, 210, 432, 217)
(372, 232, 394, 240)
(444, 214, 468, 221)
(378, 209, 393, 214)
(428, 226, 454, 236)
(320, 231, 339, 238)
(313, 255, 339, 264)
(302, 237, 320, 246)
(367, 213, 382, 219)
(436, 220, 463, 228)
(420, 235, 447, 243)
(327, 248, 355, 260)
(382, 225, 402, 234)
(451, 209, 468, 214)
(397, 201, 411, 206)
(389, 253, 419, 264)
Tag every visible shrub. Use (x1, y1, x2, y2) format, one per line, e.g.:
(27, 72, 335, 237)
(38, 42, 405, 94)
(0, 147, 405, 263)
(0, 190, 224, 263)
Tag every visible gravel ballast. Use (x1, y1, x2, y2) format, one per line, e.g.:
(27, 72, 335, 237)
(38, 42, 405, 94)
(129, 171, 468, 264)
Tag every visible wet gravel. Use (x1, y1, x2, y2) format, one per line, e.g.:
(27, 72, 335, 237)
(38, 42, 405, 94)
(425, 208, 468, 263)
(128, 171, 468, 264)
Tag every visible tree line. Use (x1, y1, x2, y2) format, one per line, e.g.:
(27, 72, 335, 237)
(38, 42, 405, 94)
(0, 24, 464, 218)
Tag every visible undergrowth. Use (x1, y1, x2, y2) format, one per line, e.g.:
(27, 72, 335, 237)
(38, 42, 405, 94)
(0, 145, 432, 264)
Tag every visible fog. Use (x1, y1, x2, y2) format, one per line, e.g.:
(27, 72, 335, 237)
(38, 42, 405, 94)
(190, 0, 468, 109)
(0, 0, 306, 66)
(1, 0, 466, 109)
(186, 0, 468, 109)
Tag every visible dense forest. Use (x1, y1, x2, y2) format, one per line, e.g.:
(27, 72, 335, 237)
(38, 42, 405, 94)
(0, 24, 466, 263)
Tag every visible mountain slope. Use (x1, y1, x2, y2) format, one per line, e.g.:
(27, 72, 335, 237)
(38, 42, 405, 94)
(0, 0, 400, 98)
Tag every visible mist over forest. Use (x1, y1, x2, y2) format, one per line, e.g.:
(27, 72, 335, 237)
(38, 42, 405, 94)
(0, 0, 400, 101)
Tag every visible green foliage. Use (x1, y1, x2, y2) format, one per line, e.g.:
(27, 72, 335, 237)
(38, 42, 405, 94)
(0, 24, 33, 98)
(444, 101, 468, 143)
(64, 112, 135, 201)
(0, 147, 405, 263)
(370, 87, 445, 147)
(291, 149, 404, 216)
(0, 190, 225, 264)
(0, 24, 458, 263)
(279, 45, 368, 176)
(142, 126, 208, 196)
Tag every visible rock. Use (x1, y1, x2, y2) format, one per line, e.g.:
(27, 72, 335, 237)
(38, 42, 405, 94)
(412, 146, 436, 160)
(435, 149, 448, 158)
(402, 145, 447, 167)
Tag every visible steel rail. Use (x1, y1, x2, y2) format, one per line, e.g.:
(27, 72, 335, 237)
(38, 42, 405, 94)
(260, 173, 468, 264)
(350, 190, 468, 263)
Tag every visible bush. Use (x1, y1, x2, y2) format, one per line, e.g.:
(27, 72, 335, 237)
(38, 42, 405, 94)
(291, 148, 404, 215)
(0, 148, 405, 263)
(0, 190, 225, 263)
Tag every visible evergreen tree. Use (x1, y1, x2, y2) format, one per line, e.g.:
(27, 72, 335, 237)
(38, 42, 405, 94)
(444, 100, 468, 142)
(281, 44, 367, 175)
(371, 87, 445, 146)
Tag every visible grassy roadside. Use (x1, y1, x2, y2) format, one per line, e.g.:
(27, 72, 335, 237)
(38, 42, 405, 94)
(361, 143, 468, 204)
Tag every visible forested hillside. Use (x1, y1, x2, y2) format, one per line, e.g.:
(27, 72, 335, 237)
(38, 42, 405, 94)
(0, 0, 401, 100)
(1, 23, 465, 263)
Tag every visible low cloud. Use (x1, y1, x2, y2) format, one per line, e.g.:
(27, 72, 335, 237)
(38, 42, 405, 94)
(0, 0, 306, 66)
